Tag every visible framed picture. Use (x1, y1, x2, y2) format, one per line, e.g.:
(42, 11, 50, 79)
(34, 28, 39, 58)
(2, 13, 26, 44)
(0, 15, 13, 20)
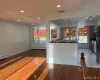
(51, 28, 57, 38)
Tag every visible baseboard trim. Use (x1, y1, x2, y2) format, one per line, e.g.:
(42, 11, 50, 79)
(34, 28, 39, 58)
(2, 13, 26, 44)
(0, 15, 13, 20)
(0, 55, 6, 60)
(2, 49, 31, 60)
(31, 49, 46, 50)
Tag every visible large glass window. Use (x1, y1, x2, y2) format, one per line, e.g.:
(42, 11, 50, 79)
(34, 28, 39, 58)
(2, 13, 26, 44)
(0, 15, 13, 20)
(33, 29, 38, 40)
(78, 28, 88, 43)
(39, 29, 46, 40)
(33, 28, 46, 41)
(64, 28, 76, 41)
(70, 28, 76, 40)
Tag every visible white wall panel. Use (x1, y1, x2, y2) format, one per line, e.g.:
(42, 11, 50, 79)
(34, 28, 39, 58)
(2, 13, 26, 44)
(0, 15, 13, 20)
(0, 21, 30, 58)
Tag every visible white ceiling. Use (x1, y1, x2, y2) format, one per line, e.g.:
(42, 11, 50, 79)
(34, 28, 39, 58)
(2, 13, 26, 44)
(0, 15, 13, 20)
(0, 0, 80, 25)
(51, 15, 100, 27)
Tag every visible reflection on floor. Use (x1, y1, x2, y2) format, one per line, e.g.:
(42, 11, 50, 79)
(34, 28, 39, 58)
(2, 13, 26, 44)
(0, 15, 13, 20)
(78, 49, 98, 67)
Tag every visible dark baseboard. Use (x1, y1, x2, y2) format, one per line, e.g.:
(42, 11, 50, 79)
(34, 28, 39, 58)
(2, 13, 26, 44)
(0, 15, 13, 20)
(31, 49, 46, 50)
(0, 58, 6, 61)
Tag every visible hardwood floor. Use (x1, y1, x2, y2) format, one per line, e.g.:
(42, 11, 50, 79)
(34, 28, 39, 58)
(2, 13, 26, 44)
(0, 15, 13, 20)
(0, 49, 46, 67)
(0, 50, 46, 80)
(0, 50, 100, 80)
(44, 64, 81, 80)
(0, 57, 34, 80)
(37, 65, 49, 80)
(43, 64, 100, 80)
(5, 58, 46, 80)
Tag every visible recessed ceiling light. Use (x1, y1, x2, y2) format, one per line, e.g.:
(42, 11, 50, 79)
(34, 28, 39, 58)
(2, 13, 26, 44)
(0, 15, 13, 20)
(20, 10, 24, 13)
(57, 5, 61, 8)
(38, 18, 40, 20)
(32, 23, 34, 25)
(17, 20, 20, 21)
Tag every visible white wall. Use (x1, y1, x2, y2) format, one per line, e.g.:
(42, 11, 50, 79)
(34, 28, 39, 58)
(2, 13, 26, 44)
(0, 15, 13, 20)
(31, 24, 46, 49)
(0, 21, 30, 58)
(47, 43, 77, 65)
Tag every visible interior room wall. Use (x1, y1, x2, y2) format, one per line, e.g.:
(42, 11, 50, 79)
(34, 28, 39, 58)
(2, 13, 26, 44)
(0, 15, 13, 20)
(0, 21, 30, 58)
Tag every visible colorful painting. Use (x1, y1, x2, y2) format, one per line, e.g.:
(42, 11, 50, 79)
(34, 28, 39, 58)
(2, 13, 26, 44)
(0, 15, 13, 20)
(51, 28, 57, 38)
(64, 28, 70, 37)
(39, 29, 46, 40)
(78, 28, 88, 43)
(33, 29, 38, 40)
(64, 28, 76, 40)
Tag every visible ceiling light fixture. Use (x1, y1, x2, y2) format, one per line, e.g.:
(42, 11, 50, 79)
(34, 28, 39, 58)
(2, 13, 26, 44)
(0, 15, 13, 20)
(57, 5, 61, 8)
(38, 18, 40, 20)
(18, 20, 20, 21)
(20, 10, 24, 13)
(32, 23, 34, 25)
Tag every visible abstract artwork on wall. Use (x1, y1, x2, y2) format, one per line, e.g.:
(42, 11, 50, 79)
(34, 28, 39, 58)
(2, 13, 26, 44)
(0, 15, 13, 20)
(51, 28, 57, 38)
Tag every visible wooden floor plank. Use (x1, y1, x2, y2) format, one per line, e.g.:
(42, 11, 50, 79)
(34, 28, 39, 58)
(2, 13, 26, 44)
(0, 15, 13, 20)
(0, 57, 34, 80)
(0, 56, 22, 69)
(44, 64, 82, 80)
(37, 64, 49, 80)
(5, 58, 46, 80)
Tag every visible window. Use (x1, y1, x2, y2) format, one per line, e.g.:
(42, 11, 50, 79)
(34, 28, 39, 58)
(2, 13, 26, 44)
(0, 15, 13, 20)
(39, 29, 46, 40)
(33, 29, 38, 40)
(70, 28, 76, 40)
(78, 28, 88, 43)
(64, 28, 76, 41)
